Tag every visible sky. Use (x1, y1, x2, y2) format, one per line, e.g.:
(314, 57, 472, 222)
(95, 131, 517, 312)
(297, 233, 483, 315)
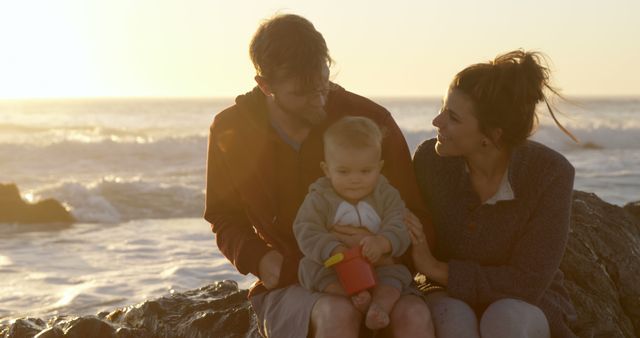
(0, 0, 639, 99)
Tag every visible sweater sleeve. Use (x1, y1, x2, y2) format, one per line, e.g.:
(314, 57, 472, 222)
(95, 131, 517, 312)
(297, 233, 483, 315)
(379, 114, 435, 249)
(204, 123, 271, 278)
(376, 180, 411, 257)
(447, 161, 575, 307)
(293, 191, 343, 264)
(379, 113, 436, 272)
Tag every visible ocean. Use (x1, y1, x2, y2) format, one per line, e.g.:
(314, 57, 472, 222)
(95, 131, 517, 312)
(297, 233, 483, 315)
(0, 96, 638, 322)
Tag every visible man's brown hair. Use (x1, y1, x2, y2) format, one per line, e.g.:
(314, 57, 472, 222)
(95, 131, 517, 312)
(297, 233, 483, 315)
(250, 14, 332, 90)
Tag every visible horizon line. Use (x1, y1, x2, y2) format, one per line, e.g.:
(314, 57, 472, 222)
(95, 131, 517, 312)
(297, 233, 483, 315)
(2, 94, 640, 102)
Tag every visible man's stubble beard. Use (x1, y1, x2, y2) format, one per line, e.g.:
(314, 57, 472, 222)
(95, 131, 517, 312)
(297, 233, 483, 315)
(274, 95, 327, 127)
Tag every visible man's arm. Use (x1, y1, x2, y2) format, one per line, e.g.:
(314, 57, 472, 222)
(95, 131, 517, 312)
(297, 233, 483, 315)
(204, 122, 274, 280)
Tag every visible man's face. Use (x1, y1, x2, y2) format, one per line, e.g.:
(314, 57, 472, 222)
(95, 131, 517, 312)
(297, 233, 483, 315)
(269, 64, 330, 127)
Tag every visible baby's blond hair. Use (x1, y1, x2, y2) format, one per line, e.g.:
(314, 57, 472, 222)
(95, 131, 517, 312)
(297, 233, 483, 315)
(323, 116, 383, 156)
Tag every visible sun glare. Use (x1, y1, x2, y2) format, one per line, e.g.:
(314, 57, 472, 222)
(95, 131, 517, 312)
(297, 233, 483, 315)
(0, 3, 101, 98)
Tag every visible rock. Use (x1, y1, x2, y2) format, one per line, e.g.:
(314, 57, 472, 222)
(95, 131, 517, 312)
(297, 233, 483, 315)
(0, 183, 74, 224)
(624, 201, 640, 222)
(61, 317, 115, 338)
(563, 191, 640, 338)
(33, 327, 63, 338)
(0, 281, 259, 338)
(1, 191, 639, 337)
(2, 318, 45, 338)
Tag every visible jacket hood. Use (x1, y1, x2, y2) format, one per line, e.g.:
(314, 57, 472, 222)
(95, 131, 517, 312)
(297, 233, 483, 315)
(235, 86, 266, 109)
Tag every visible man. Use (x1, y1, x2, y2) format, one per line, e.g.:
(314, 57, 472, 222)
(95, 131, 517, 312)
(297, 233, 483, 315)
(205, 14, 435, 337)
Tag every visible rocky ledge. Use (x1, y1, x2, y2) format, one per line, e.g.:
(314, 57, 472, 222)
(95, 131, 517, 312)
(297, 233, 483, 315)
(1, 191, 638, 338)
(0, 281, 259, 338)
(0, 183, 74, 224)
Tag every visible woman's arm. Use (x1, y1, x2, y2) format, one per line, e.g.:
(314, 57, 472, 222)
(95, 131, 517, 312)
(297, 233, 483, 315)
(405, 210, 449, 285)
(447, 163, 575, 307)
(409, 144, 575, 307)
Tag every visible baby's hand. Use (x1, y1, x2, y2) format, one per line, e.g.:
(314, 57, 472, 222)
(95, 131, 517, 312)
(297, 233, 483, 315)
(360, 235, 389, 263)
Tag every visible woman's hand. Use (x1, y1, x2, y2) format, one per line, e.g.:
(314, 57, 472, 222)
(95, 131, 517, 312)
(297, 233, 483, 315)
(404, 209, 449, 285)
(405, 209, 431, 255)
(331, 224, 373, 248)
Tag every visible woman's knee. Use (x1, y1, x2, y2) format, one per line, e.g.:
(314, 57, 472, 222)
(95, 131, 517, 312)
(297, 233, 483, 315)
(426, 292, 479, 338)
(480, 298, 549, 338)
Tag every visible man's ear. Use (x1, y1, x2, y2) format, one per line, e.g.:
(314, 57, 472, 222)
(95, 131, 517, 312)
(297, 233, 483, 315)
(255, 75, 273, 97)
(320, 161, 330, 177)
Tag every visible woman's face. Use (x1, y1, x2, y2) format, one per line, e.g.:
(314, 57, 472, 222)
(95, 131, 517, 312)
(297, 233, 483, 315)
(432, 89, 486, 157)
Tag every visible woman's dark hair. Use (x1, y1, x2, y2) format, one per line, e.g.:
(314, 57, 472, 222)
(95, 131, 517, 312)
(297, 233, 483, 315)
(450, 49, 577, 148)
(250, 14, 332, 89)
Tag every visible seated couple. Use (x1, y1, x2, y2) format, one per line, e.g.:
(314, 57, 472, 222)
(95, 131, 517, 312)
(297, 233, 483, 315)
(205, 14, 578, 338)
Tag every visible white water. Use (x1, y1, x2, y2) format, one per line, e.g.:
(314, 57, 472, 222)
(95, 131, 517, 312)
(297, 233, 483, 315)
(0, 219, 256, 321)
(0, 96, 638, 322)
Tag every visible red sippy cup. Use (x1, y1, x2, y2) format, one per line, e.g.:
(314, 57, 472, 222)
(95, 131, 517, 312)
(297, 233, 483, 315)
(324, 245, 377, 295)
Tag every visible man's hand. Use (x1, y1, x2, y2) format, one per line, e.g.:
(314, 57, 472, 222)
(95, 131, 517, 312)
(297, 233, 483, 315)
(360, 235, 391, 264)
(258, 250, 284, 290)
(331, 224, 373, 247)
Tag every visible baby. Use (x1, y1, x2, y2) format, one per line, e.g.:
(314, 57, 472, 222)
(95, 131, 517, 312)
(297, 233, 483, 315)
(293, 116, 412, 330)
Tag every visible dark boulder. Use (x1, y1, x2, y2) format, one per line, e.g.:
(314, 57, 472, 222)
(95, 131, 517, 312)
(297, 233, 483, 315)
(0, 183, 74, 224)
(623, 200, 640, 222)
(563, 191, 640, 338)
(1, 281, 259, 338)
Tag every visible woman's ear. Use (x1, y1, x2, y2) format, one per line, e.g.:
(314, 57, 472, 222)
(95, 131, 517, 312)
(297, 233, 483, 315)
(489, 128, 503, 147)
(255, 75, 273, 97)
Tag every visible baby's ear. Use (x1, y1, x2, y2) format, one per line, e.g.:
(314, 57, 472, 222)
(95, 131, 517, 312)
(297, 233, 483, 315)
(320, 161, 330, 176)
(379, 160, 385, 170)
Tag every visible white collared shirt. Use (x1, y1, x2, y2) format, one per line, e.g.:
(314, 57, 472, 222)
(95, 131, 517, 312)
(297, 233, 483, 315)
(465, 164, 515, 205)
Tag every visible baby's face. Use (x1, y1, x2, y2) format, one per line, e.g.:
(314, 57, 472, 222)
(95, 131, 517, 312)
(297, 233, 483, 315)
(322, 146, 383, 203)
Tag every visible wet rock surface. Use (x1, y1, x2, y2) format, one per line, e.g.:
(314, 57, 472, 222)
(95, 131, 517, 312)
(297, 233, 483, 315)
(0, 281, 259, 338)
(1, 191, 639, 337)
(0, 183, 74, 224)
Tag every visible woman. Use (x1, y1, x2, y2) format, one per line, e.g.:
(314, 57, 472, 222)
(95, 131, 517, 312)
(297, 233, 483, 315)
(407, 50, 578, 338)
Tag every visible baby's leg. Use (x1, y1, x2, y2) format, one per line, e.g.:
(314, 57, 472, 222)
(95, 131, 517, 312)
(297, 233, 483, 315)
(366, 263, 412, 330)
(322, 282, 346, 295)
(351, 290, 372, 313)
(323, 282, 371, 313)
(365, 283, 401, 330)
